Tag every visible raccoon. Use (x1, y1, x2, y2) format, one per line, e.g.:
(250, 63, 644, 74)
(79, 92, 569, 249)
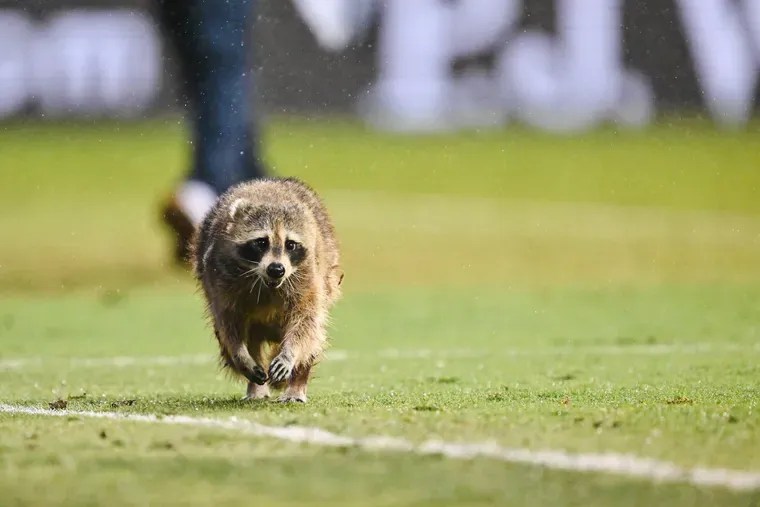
(192, 177, 342, 402)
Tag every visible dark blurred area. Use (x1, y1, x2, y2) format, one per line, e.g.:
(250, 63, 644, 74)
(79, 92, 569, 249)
(0, 0, 758, 128)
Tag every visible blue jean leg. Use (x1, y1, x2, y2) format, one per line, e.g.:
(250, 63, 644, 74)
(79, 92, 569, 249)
(156, 0, 266, 195)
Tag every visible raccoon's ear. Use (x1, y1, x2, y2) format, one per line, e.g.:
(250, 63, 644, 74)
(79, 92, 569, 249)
(228, 198, 253, 220)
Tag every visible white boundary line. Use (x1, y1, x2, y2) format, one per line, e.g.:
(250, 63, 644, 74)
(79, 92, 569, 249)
(1, 403, 759, 492)
(1, 343, 757, 371)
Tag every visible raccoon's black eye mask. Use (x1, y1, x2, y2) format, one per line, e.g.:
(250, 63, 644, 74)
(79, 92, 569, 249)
(237, 237, 268, 263)
(285, 240, 306, 265)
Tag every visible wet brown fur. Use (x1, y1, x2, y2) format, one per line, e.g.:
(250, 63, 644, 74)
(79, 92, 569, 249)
(191, 177, 342, 402)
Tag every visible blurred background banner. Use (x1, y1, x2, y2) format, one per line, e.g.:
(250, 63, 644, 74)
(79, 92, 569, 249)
(0, 0, 759, 131)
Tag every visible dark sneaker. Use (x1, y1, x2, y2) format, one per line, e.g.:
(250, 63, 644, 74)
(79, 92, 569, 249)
(161, 196, 196, 267)
(161, 181, 219, 267)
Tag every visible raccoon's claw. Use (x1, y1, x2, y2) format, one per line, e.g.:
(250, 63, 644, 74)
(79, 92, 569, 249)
(268, 354, 294, 383)
(245, 365, 268, 385)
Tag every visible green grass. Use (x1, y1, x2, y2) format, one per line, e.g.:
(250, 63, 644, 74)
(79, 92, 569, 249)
(0, 118, 759, 506)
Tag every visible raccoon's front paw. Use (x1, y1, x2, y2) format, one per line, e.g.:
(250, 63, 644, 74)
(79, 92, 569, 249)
(268, 354, 294, 383)
(244, 365, 268, 385)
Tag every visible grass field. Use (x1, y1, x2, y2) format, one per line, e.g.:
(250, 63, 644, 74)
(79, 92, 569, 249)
(0, 118, 759, 506)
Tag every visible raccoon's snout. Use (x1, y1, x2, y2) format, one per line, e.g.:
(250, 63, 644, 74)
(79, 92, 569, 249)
(266, 263, 286, 280)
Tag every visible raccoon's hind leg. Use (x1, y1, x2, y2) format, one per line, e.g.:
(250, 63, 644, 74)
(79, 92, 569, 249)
(279, 363, 312, 403)
(245, 382, 271, 400)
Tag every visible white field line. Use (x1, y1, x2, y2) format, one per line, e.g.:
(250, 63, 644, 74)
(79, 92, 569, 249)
(1, 343, 758, 372)
(0, 354, 213, 372)
(1, 403, 759, 492)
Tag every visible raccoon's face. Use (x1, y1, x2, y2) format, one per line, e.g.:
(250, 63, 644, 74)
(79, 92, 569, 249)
(235, 229, 307, 288)
(228, 205, 310, 290)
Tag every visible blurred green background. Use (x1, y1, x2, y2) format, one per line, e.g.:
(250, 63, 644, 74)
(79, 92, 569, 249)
(1, 118, 759, 294)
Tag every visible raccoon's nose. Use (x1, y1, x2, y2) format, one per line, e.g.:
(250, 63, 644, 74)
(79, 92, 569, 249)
(266, 263, 285, 279)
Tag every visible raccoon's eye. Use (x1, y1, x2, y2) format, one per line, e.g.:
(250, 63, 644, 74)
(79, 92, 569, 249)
(237, 238, 268, 262)
(285, 239, 299, 252)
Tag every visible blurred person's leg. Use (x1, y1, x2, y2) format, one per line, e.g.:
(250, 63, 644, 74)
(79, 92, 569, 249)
(156, 0, 266, 264)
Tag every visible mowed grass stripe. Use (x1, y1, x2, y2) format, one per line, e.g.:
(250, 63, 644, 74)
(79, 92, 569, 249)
(1, 342, 759, 371)
(326, 190, 760, 246)
(4, 183, 760, 291)
(2, 403, 759, 492)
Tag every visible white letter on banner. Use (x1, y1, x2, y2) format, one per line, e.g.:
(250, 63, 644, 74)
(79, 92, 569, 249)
(0, 11, 33, 117)
(499, 0, 650, 131)
(450, 0, 521, 58)
(676, 0, 759, 126)
(32, 10, 161, 116)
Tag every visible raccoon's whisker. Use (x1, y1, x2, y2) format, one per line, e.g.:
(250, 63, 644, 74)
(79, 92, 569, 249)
(249, 276, 259, 294)
(240, 266, 259, 277)
(256, 277, 263, 304)
(239, 260, 260, 270)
